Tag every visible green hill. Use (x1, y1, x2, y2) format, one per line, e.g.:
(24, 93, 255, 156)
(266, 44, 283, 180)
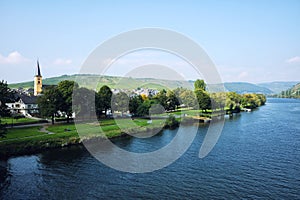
(9, 74, 274, 94)
(257, 81, 299, 94)
(223, 82, 273, 94)
(9, 74, 191, 90)
(278, 83, 300, 98)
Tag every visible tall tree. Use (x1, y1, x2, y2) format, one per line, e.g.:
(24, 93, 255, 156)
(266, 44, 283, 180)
(154, 89, 167, 109)
(0, 80, 12, 118)
(129, 95, 143, 116)
(73, 87, 96, 120)
(136, 100, 153, 117)
(0, 80, 12, 137)
(57, 80, 79, 123)
(38, 86, 63, 124)
(111, 92, 129, 115)
(226, 92, 241, 113)
(96, 85, 112, 118)
(194, 79, 206, 91)
(166, 90, 180, 111)
(179, 89, 198, 108)
(195, 89, 211, 111)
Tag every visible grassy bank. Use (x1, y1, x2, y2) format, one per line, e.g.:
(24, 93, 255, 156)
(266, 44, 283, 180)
(1, 117, 40, 125)
(0, 117, 182, 158)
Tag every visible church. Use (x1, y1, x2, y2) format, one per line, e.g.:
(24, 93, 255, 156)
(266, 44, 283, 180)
(34, 60, 43, 96)
(6, 61, 44, 116)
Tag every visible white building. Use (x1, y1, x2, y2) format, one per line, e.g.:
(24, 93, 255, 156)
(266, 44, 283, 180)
(6, 95, 39, 116)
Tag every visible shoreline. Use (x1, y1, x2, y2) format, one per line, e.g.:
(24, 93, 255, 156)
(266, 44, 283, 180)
(0, 117, 209, 159)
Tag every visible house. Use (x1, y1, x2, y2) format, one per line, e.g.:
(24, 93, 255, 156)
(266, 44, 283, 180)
(6, 60, 43, 116)
(6, 94, 39, 116)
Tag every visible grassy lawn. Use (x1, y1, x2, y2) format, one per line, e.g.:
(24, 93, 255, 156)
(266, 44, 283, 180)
(0, 117, 178, 157)
(0, 126, 46, 141)
(1, 117, 39, 125)
(0, 118, 167, 143)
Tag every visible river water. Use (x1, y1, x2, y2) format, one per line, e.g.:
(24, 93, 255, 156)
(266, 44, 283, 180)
(0, 98, 299, 199)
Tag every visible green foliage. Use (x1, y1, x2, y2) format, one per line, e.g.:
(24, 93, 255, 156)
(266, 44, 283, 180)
(96, 85, 112, 117)
(0, 80, 14, 137)
(166, 90, 180, 111)
(111, 92, 129, 114)
(178, 89, 198, 108)
(195, 89, 211, 111)
(0, 80, 12, 117)
(129, 95, 143, 115)
(226, 92, 241, 112)
(38, 86, 63, 124)
(165, 115, 179, 128)
(210, 92, 226, 110)
(72, 87, 96, 119)
(241, 93, 266, 109)
(194, 79, 206, 91)
(57, 80, 79, 122)
(277, 82, 300, 98)
(153, 89, 168, 109)
(136, 100, 153, 116)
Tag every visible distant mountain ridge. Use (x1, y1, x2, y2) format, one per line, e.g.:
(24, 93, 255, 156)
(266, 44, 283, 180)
(277, 82, 300, 98)
(8, 74, 298, 95)
(257, 81, 299, 94)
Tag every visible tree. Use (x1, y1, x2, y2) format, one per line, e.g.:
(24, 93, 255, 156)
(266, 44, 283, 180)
(96, 85, 112, 118)
(194, 79, 206, 91)
(166, 90, 180, 111)
(0, 80, 13, 137)
(111, 92, 129, 115)
(136, 100, 153, 116)
(210, 92, 226, 110)
(57, 80, 79, 123)
(195, 89, 211, 111)
(73, 87, 96, 120)
(179, 89, 198, 108)
(226, 92, 241, 113)
(153, 89, 167, 109)
(0, 80, 12, 118)
(38, 86, 63, 124)
(129, 95, 143, 116)
(241, 93, 263, 109)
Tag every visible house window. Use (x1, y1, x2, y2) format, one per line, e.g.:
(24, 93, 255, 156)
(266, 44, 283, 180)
(38, 81, 40, 84)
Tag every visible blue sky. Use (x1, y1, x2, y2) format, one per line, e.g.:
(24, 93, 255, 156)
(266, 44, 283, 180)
(0, 0, 299, 83)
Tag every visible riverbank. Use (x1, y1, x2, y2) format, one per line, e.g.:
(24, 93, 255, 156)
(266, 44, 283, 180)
(0, 116, 208, 159)
(0, 104, 259, 159)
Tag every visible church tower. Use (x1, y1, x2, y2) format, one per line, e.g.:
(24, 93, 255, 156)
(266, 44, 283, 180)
(34, 60, 42, 96)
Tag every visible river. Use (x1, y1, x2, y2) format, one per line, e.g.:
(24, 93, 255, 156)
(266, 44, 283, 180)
(0, 98, 299, 199)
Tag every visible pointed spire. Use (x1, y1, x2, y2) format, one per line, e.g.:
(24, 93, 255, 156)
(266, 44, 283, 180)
(37, 59, 42, 77)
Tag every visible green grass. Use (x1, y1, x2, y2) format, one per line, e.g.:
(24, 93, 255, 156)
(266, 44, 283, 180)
(1, 117, 39, 125)
(0, 118, 166, 143)
(0, 118, 175, 157)
(0, 126, 46, 141)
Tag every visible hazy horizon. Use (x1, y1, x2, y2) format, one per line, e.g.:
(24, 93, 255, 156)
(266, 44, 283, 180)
(7, 72, 299, 85)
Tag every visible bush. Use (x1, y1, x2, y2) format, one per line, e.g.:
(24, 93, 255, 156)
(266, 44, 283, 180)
(165, 115, 179, 128)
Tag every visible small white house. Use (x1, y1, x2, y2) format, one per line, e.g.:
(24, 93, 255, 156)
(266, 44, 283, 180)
(6, 95, 39, 116)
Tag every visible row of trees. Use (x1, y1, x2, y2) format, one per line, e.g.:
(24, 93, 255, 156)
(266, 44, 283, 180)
(57, 80, 266, 117)
(0, 79, 267, 131)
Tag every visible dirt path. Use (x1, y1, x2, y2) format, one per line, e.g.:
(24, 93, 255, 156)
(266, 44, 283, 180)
(39, 125, 54, 134)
